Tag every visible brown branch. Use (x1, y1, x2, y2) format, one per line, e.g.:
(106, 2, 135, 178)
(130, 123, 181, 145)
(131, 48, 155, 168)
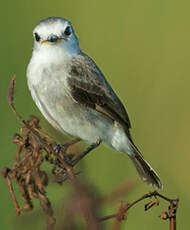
(99, 190, 179, 230)
(169, 203, 177, 230)
(7, 175, 21, 215)
(8, 75, 15, 105)
(37, 192, 56, 230)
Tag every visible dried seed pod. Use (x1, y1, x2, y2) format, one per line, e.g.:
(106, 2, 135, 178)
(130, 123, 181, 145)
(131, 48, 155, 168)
(159, 211, 169, 220)
(144, 199, 159, 211)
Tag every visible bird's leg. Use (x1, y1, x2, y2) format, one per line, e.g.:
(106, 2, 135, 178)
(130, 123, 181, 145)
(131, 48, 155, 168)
(53, 139, 101, 182)
(53, 138, 81, 153)
(71, 139, 102, 166)
(53, 138, 81, 165)
(61, 138, 81, 151)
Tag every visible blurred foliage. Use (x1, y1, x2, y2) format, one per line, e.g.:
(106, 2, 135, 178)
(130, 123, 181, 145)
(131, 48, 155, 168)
(0, 0, 189, 229)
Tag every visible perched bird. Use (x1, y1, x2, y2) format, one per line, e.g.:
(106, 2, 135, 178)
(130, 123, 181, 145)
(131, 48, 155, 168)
(27, 17, 162, 189)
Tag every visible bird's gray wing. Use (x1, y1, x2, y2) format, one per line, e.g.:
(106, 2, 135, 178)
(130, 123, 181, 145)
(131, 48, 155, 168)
(67, 53, 131, 133)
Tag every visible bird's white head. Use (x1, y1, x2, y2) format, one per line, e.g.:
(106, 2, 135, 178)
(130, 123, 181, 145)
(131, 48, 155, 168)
(32, 17, 80, 59)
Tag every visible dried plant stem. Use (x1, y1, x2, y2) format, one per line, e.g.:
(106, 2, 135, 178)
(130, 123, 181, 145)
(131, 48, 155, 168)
(99, 190, 179, 230)
(169, 203, 177, 230)
(7, 175, 21, 215)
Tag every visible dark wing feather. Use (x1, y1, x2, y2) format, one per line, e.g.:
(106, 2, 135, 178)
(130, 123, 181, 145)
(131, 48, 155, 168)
(67, 53, 131, 132)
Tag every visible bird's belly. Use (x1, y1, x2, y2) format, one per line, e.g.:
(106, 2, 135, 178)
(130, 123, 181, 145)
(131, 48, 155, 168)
(30, 84, 114, 144)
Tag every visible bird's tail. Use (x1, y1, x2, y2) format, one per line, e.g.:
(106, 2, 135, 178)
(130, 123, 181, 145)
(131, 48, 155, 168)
(128, 141, 162, 189)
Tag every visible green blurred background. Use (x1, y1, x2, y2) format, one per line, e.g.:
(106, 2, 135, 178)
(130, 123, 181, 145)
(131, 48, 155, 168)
(0, 0, 189, 229)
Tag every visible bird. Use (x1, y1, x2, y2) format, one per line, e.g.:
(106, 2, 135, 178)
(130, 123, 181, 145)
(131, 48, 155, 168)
(27, 17, 162, 189)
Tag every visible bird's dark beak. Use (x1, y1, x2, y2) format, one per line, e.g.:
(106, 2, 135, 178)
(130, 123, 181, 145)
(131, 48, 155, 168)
(41, 35, 65, 45)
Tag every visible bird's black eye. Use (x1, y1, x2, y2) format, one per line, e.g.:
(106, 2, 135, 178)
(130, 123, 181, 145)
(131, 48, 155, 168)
(34, 33, 41, 42)
(64, 26, 72, 36)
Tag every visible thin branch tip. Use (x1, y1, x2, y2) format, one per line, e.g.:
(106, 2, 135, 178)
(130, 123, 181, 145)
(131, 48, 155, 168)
(8, 76, 15, 105)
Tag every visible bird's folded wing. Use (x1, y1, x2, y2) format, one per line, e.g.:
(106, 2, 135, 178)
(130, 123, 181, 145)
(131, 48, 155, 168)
(67, 53, 131, 132)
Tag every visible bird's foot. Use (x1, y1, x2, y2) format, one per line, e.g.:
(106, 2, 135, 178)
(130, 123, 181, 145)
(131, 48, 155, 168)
(52, 139, 101, 182)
